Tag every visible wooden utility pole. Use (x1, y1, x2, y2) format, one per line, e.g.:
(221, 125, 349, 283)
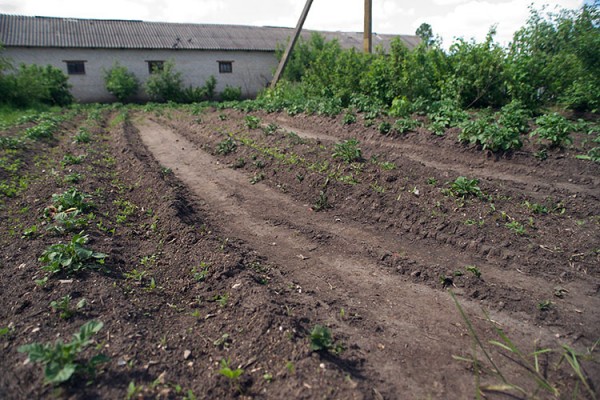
(364, 0, 372, 53)
(270, 0, 314, 89)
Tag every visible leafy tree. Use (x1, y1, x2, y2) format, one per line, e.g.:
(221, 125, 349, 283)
(507, 4, 600, 111)
(277, 32, 327, 82)
(447, 27, 507, 108)
(144, 59, 183, 102)
(103, 62, 139, 102)
(416, 23, 434, 47)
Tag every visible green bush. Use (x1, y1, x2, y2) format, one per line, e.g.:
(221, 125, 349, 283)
(181, 75, 217, 103)
(103, 62, 139, 102)
(144, 60, 183, 102)
(221, 85, 242, 101)
(1, 64, 72, 107)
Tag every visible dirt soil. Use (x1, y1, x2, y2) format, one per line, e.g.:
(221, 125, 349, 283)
(0, 106, 598, 399)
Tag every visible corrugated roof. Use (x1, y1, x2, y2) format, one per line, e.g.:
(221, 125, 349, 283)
(0, 14, 419, 52)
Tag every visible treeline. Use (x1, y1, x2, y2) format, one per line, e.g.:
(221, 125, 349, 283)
(268, 4, 599, 113)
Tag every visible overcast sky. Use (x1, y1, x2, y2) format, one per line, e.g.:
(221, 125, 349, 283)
(0, 0, 591, 47)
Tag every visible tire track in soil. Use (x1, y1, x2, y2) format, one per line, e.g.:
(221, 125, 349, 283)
(133, 117, 598, 398)
(272, 117, 600, 200)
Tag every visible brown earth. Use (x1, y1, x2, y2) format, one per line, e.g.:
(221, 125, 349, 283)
(0, 105, 598, 399)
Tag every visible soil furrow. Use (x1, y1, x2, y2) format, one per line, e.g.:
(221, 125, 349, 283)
(133, 116, 599, 398)
(273, 119, 600, 199)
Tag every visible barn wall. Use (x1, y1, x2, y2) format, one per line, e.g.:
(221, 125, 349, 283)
(3, 47, 277, 102)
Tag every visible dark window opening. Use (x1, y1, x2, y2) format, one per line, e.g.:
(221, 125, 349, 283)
(147, 61, 165, 74)
(65, 61, 86, 75)
(218, 61, 233, 74)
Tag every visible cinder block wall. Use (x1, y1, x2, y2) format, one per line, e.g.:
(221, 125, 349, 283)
(4, 47, 277, 102)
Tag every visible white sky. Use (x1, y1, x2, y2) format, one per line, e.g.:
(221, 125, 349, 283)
(0, 0, 587, 47)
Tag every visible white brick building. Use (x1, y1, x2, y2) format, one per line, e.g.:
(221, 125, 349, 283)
(0, 14, 419, 103)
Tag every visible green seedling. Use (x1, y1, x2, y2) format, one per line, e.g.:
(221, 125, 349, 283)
(394, 118, 421, 134)
(263, 123, 278, 135)
(233, 158, 246, 169)
(61, 153, 85, 167)
(0, 324, 14, 337)
(244, 115, 261, 129)
(342, 112, 357, 125)
(213, 333, 231, 349)
(537, 300, 552, 311)
(39, 232, 107, 275)
(191, 262, 210, 282)
(74, 128, 91, 144)
(522, 201, 548, 215)
(506, 220, 526, 236)
(378, 121, 392, 134)
(47, 209, 88, 234)
(218, 358, 244, 392)
(64, 172, 83, 184)
(18, 320, 109, 385)
(48, 188, 92, 214)
(124, 269, 147, 282)
(534, 148, 548, 161)
(114, 199, 137, 223)
(213, 294, 228, 307)
(379, 161, 396, 171)
(309, 324, 343, 354)
(22, 225, 38, 239)
(312, 191, 331, 212)
(250, 172, 265, 184)
(50, 295, 86, 319)
(25, 120, 57, 140)
(126, 381, 143, 400)
(216, 137, 237, 155)
(285, 361, 295, 374)
(447, 177, 483, 199)
(465, 265, 481, 278)
(140, 254, 156, 267)
(332, 139, 362, 163)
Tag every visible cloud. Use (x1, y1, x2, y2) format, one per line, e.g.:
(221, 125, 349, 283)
(414, 0, 584, 47)
(433, 0, 469, 5)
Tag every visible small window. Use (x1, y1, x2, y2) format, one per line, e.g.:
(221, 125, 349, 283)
(65, 61, 85, 75)
(218, 61, 233, 74)
(147, 61, 164, 74)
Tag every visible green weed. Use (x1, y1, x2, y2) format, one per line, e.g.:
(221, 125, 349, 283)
(453, 285, 598, 399)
